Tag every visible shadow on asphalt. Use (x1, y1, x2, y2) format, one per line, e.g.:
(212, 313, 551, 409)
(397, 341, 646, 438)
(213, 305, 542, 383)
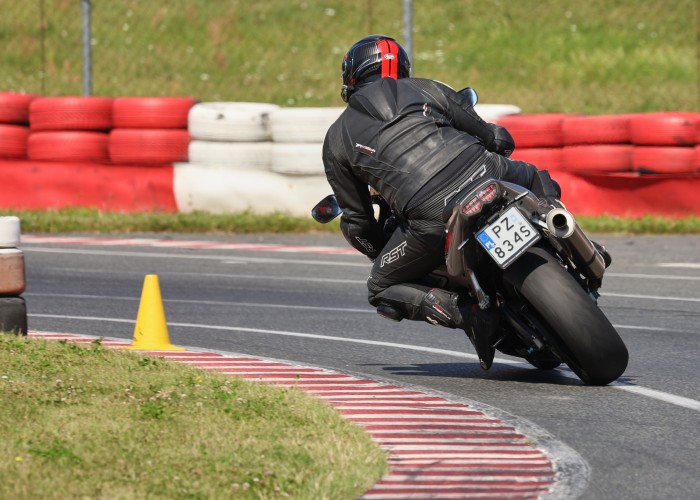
(361, 362, 588, 386)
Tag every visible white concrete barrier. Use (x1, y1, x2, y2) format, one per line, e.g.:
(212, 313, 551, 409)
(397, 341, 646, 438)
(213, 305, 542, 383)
(173, 163, 331, 216)
(175, 102, 521, 215)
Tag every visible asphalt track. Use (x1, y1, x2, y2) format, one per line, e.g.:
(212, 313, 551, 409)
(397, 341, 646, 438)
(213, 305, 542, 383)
(21, 233, 700, 499)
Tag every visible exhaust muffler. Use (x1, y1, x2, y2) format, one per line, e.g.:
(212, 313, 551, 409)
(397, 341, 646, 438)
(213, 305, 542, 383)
(546, 208, 606, 283)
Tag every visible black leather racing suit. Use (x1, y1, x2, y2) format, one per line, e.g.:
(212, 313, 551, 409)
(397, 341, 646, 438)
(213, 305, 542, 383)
(322, 77, 540, 327)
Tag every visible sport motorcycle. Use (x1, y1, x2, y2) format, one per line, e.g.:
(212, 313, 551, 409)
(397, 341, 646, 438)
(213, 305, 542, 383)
(312, 176, 629, 386)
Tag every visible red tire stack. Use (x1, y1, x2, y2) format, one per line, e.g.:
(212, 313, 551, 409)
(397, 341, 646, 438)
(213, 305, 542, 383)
(28, 96, 113, 162)
(498, 113, 569, 171)
(629, 112, 699, 174)
(20, 95, 197, 166)
(109, 97, 197, 165)
(0, 92, 36, 160)
(499, 111, 700, 174)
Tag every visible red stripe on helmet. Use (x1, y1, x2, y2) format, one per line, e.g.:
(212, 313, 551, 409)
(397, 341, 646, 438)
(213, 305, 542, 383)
(378, 39, 399, 79)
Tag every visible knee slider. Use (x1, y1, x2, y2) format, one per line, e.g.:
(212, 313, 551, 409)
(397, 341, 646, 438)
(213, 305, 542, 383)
(376, 303, 404, 322)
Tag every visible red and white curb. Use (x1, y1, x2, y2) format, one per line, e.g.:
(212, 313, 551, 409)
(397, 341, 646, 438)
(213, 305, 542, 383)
(29, 332, 585, 499)
(21, 235, 359, 255)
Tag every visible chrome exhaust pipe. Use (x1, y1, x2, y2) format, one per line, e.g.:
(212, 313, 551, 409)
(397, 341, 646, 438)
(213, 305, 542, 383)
(546, 208, 606, 283)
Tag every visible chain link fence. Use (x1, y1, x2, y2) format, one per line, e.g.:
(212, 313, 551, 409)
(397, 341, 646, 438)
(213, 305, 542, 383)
(1, 0, 697, 112)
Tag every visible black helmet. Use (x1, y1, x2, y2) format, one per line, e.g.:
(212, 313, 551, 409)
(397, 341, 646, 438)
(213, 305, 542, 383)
(341, 34, 411, 102)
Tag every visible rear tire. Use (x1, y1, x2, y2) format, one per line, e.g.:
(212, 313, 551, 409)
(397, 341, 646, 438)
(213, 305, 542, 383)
(504, 246, 628, 385)
(525, 353, 562, 370)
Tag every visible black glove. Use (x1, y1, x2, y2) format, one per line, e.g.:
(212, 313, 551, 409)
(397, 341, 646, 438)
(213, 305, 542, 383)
(486, 123, 515, 157)
(529, 170, 564, 208)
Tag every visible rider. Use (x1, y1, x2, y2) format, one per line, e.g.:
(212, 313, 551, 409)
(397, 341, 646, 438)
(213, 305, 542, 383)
(322, 34, 561, 370)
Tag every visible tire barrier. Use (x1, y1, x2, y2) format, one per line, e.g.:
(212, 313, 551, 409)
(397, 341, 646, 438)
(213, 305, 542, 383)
(270, 107, 344, 143)
(0, 124, 30, 159)
(188, 141, 272, 169)
(28, 131, 110, 163)
(271, 143, 324, 175)
(561, 145, 634, 173)
(0, 160, 178, 212)
(555, 170, 700, 218)
(629, 112, 698, 146)
(496, 113, 571, 148)
(0, 249, 26, 296)
(0, 92, 37, 124)
(510, 147, 564, 171)
(500, 112, 700, 175)
(632, 146, 696, 174)
(0, 216, 26, 336)
(0, 297, 27, 336)
(113, 97, 199, 129)
(29, 96, 113, 131)
(188, 102, 279, 142)
(109, 129, 190, 165)
(1, 91, 700, 217)
(562, 114, 631, 145)
(0, 215, 20, 248)
(173, 164, 334, 216)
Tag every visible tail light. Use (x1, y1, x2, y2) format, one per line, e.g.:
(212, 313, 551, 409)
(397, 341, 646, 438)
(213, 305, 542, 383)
(460, 183, 499, 217)
(461, 197, 482, 216)
(478, 183, 498, 203)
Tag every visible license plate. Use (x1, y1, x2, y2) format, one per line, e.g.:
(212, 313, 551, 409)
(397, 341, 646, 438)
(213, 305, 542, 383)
(476, 206, 540, 268)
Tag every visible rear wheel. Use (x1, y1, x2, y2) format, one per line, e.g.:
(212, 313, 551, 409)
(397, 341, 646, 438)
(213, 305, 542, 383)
(503, 246, 628, 385)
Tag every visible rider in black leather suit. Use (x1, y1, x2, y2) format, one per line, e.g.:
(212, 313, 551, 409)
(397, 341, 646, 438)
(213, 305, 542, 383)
(322, 35, 554, 370)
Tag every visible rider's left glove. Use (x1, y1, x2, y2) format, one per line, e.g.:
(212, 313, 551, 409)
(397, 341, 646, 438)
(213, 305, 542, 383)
(486, 123, 515, 157)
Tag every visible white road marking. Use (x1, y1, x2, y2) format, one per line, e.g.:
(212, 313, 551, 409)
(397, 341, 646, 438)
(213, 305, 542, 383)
(607, 272, 700, 281)
(657, 263, 700, 269)
(25, 292, 373, 314)
(25, 292, 699, 334)
(21, 247, 368, 268)
(29, 313, 700, 412)
(602, 292, 700, 303)
(613, 324, 695, 334)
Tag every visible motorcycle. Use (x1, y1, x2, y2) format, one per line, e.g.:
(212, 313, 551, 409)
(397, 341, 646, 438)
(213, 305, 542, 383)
(311, 177, 629, 386)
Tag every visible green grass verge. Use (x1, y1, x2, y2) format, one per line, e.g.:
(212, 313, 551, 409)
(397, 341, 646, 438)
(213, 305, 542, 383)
(2, 207, 699, 235)
(2, 1, 696, 113)
(0, 334, 387, 499)
(576, 215, 700, 234)
(1, 208, 340, 235)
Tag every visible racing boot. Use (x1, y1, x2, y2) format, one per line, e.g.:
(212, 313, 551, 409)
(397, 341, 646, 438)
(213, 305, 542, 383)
(420, 289, 500, 370)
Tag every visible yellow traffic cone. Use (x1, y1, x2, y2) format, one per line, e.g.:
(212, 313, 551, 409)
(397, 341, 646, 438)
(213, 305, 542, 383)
(123, 274, 184, 351)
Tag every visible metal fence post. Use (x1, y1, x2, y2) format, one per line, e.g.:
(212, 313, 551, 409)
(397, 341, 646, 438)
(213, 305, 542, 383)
(82, 0, 92, 96)
(403, 0, 413, 70)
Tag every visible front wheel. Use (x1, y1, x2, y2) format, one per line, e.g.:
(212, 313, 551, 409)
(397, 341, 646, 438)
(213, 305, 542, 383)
(503, 246, 628, 385)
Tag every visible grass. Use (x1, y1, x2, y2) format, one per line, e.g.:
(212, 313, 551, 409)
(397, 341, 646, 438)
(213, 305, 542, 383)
(2, 207, 341, 235)
(0, 334, 387, 499)
(576, 215, 700, 234)
(2, 207, 699, 235)
(1, 0, 696, 113)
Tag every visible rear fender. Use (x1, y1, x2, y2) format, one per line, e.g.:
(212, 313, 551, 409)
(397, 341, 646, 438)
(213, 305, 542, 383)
(445, 178, 543, 277)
